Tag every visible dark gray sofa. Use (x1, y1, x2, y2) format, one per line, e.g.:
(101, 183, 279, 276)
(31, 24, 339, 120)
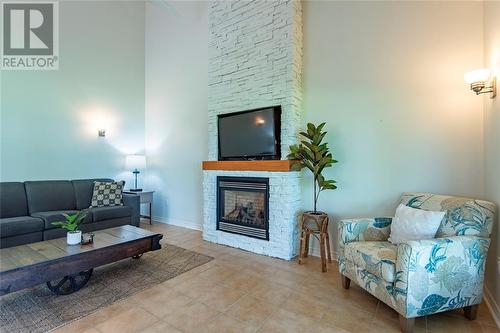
(0, 179, 140, 248)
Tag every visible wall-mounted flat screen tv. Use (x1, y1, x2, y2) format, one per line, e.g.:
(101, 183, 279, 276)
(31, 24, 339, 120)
(218, 106, 281, 160)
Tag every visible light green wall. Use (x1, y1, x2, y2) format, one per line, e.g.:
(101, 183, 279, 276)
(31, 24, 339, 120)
(302, 1, 484, 239)
(483, 0, 500, 320)
(0, 1, 145, 183)
(144, 1, 208, 229)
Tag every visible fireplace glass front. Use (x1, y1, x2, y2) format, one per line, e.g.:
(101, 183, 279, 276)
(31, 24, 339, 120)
(217, 177, 269, 240)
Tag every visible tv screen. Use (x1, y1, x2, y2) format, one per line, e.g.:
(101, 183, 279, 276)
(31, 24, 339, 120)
(218, 106, 281, 160)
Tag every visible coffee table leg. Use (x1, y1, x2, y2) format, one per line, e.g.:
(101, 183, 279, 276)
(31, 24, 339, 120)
(46, 269, 93, 295)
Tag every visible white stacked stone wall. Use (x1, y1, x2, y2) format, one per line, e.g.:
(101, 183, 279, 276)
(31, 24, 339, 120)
(203, 171, 301, 259)
(203, 0, 303, 260)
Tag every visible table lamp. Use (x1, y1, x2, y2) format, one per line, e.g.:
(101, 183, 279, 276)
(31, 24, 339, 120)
(125, 154, 146, 192)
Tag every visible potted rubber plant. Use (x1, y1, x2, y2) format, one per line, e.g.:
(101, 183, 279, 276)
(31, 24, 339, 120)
(52, 210, 88, 245)
(287, 122, 338, 219)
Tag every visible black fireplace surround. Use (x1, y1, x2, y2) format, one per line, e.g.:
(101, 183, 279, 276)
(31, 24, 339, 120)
(217, 176, 269, 240)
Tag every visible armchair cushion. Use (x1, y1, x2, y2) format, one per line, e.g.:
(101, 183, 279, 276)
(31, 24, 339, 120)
(344, 241, 397, 283)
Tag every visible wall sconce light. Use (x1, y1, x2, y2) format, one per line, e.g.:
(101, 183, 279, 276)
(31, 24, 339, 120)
(464, 68, 496, 98)
(98, 129, 106, 137)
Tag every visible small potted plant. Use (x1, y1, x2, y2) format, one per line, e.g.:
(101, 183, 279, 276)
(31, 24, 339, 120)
(287, 122, 338, 220)
(52, 210, 88, 245)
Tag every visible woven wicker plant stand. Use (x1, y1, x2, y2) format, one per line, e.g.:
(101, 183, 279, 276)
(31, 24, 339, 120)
(298, 212, 331, 272)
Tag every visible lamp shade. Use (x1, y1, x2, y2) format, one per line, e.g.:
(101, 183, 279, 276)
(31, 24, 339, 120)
(464, 68, 491, 84)
(125, 155, 146, 170)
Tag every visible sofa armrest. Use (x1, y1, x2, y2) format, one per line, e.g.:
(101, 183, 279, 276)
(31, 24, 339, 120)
(394, 236, 490, 318)
(122, 193, 140, 227)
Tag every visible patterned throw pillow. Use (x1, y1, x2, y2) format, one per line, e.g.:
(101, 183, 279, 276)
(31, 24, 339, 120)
(90, 181, 124, 208)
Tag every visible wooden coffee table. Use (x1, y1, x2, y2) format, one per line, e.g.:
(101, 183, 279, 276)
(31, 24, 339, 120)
(0, 225, 162, 295)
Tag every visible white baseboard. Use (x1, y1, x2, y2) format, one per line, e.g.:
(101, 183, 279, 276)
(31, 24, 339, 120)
(152, 216, 202, 231)
(484, 286, 500, 329)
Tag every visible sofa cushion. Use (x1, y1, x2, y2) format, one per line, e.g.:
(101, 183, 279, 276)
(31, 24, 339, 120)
(25, 181, 76, 214)
(43, 217, 131, 240)
(31, 210, 82, 230)
(0, 182, 29, 218)
(72, 178, 114, 209)
(1, 232, 43, 249)
(0, 216, 44, 238)
(92, 206, 132, 222)
(344, 241, 397, 283)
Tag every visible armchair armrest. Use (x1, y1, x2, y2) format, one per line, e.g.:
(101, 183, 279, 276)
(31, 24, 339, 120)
(394, 236, 490, 318)
(337, 218, 392, 268)
(123, 193, 140, 227)
(338, 217, 393, 245)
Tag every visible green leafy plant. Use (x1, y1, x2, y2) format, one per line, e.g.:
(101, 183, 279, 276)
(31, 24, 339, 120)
(51, 210, 88, 232)
(287, 122, 338, 213)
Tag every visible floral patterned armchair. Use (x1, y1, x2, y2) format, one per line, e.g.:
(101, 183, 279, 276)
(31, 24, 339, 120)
(337, 192, 496, 333)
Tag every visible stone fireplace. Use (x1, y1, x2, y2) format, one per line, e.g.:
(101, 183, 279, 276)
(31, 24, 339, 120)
(202, 0, 303, 260)
(203, 171, 301, 260)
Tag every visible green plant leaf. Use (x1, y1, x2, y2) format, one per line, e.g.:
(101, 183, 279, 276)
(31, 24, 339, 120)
(306, 123, 315, 137)
(316, 122, 326, 132)
(303, 159, 315, 173)
(75, 209, 88, 224)
(301, 141, 316, 154)
(288, 122, 338, 212)
(318, 143, 328, 153)
(51, 209, 88, 232)
(51, 221, 65, 226)
(299, 132, 313, 140)
(302, 148, 315, 162)
(63, 213, 77, 223)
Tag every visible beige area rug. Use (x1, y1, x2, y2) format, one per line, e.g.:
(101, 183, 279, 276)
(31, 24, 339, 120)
(0, 244, 213, 333)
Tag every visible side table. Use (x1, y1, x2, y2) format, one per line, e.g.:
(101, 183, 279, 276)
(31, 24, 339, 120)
(124, 191, 154, 225)
(298, 213, 332, 272)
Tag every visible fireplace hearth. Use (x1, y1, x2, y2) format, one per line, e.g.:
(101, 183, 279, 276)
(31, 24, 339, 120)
(217, 176, 269, 240)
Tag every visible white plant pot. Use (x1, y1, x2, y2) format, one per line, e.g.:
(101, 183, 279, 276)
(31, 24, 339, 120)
(67, 230, 82, 245)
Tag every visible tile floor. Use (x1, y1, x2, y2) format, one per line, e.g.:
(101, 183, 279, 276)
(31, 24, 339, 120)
(52, 220, 499, 333)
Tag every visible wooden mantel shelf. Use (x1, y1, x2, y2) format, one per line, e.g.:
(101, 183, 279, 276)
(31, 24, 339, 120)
(202, 160, 296, 172)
